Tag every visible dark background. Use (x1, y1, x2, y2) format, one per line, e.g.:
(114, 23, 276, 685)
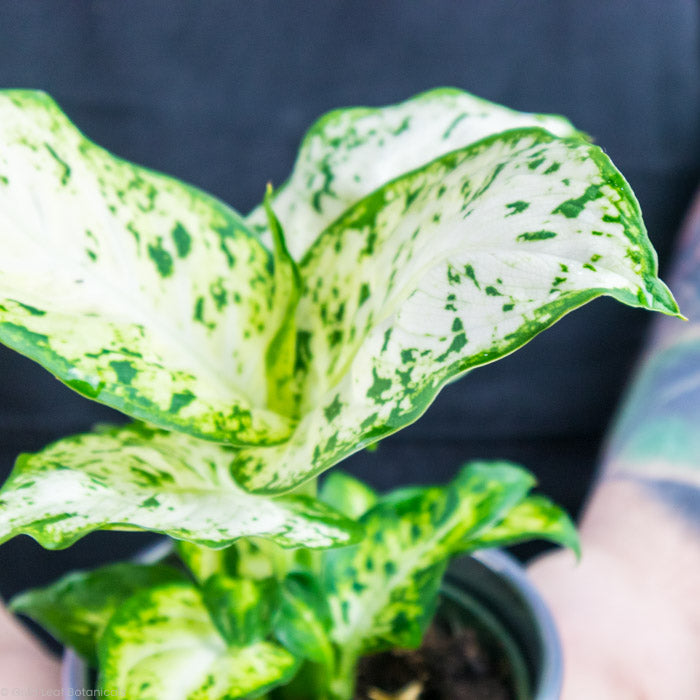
(1, 1, 699, 600)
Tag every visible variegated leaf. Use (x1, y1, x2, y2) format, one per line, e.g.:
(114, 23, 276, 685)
(0, 90, 293, 446)
(247, 87, 583, 259)
(462, 494, 580, 556)
(234, 128, 679, 492)
(202, 575, 278, 647)
(322, 462, 534, 656)
(177, 536, 313, 585)
(99, 582, 298, 699)
(274, 572, 334, 666)
(9, 562, 187, 664)
(0, 423, 360, 549)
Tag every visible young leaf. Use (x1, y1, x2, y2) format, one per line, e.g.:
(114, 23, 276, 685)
(175, 540, 237, 584)
(0, 423, 360, 550)
(234, 128, 679, 492)
(264, 188, 303, 415)
(323, 462, 535, 656)
(202, 575, 278, 647)
(274, 572, 334, 666)
(9, 562, 186, 665)
(99, 582, 299, 699)
(176, 535, 313, 585)
(463, 494, 581, 557)
(319, 471, 379, 519)
(247, 87, 583, 259)
(0, 90, 292, 446)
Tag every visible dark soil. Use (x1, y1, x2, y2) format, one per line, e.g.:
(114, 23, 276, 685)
(354, 624, 513, 700)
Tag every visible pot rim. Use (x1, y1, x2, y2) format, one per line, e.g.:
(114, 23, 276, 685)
(469, 548, 562, 699)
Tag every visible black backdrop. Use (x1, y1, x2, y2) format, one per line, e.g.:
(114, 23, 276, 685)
(1, 1, 699, 599)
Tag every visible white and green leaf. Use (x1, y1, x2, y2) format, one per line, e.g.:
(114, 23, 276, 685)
(0, 90, 293, 446)
(274, 572, 334, 666)
(99, 582, 299, 699)
(322, 462, 535, 656)
(247, 87, 583, 259)
(202, 575, 278, 647)
(0, 423, 360, 549)
(9, 562, 187, 664)
(234, 128, 679, 492)
(462, 494, 580, 556)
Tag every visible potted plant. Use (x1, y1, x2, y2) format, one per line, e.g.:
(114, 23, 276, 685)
(0, 88, 678, 699)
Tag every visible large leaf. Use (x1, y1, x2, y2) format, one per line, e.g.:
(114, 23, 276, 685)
(233, 128, 679, 492)
(9, 562, 187, 665)
(247, 87, 583, 259)
(0, 90, 679, 501)
(0, 90, 293, 446)
(322, 462, 534, 656)
(319, 462, 577, 698)
(0, 423, 360, 549)
(99, 582, 298, 699)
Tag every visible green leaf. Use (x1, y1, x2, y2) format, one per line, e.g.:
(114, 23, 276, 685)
(0, 423, 360, 550)
(98, 582, 299, 699)
(202, 575, 278, 646)
(0, 89, 679, 501)
(322, 462, 534, 656)
(0, 90, 293, 446)
(264, 188, 302, 415)
(319, 471, 378, 519)
(234, 127, 679, 493)
(247, 87, 584, 259)
(274, 572, 334, 665)
(464, 494, 581, 557)
(9, 562, 186, 665)
(175, 540, 237, 584)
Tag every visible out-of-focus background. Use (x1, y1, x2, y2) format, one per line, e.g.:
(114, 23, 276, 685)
(1, 1, 699, 599)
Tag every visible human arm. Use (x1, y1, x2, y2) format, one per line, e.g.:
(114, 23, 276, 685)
(529, 190, 700, 699)
(0, 602, 61, 690)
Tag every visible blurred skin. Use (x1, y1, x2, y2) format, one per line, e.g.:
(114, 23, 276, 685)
(531, 190, 700, 698)
(530, 482, 700, 699)
(0, 603, 60, 689)
(1, 201, 700, 696)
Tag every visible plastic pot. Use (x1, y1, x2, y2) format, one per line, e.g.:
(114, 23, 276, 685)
(61, 547, 562, 699)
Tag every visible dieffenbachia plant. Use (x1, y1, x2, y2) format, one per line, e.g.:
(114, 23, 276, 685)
(13, 463, 577, 699)
(0, 88, 679, 698)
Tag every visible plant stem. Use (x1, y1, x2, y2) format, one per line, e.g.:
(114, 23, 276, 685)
(327, 645, 360, 700)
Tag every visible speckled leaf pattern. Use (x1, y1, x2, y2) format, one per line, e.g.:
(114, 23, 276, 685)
(9, 562, 187, 664)
(99, 582, 298, 699)
(462, 494, 580, 556)
(322, 463, 535, 656)
(0, 90, 293, 446)
(247, 87, 582, 259)
(0, 88, 679, 508)
(0, 423, 360, 549)
(233, 128, 679, 492)
(202, 575, 277, 646)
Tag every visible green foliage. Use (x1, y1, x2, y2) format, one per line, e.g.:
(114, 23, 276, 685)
(12, 463, 576, 699)
(0, 87, 679, 698)
(0, 423, 361, 550)
(9, 563, 187, 665)
(319, 471, 379, 519)
(98, 582, 298, 699)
